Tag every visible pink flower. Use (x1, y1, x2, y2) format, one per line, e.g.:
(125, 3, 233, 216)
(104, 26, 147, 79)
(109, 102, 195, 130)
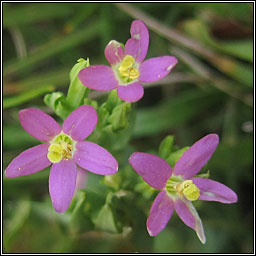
(75, 168, 88, 193)
(78, 20, 178, 102)
(5, 105, 118, 213)
(129, 134, 237, 243)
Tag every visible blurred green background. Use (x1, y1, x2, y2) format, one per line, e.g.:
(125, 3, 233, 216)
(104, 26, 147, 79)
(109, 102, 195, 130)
(3, 3, 253, 253)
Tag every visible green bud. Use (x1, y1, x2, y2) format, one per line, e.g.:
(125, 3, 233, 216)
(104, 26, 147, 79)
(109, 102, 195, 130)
(44, 58, 91, 120)
(66, 58, 90, 109)
(159, 135, 174, 160)
(44, 91, 65, 112)
(105, 90, 122, 112)
(108, 102, 132, 132)
(84, 98, 98, 110)
(97, 103, 110, 129)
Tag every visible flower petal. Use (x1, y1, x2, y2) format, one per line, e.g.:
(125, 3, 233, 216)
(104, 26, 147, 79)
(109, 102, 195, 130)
(173, 134, 219, 179)
(125, 20, 149, 63)
(192, 178, 238, 204)
(139, 56, 178, 83)
(19, 108, 61, 141)
(129, 153, 172, 190)
(62, 105, 97, 141)
(105, 40, 125, 65)
(49, 159, 77, 213)
(74, 141, 118, 175)
(147, 191, 174, 236)
(175, 198, 206, 244)
(75, 168, 88, 192)
(117, 82, 144, 102)
(78, 65, 118, 91)
(5, 143, 51, 178)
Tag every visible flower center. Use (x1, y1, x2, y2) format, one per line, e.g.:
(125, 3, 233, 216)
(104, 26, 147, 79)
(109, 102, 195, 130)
(47, 133, 75, 163)
(165, 176, 200, 201)
(118, 55, 140, 82)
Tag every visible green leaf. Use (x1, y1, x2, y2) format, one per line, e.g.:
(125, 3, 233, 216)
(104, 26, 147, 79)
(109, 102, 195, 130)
(158, 135, 174, 160)
(4, 200, 31, 250)
(105, 90, 122, 112)
(97, 103, 110, 129)
(84, 98, 98, 110)
(70, 191, 94, 234)
(216, 40, 253, 63)
(104, 172, 122, 191)
(183, 19, 253, 62)
(94, 203, 120, 233)
(3, 3, 72, 28)
(108, 102, 132, 132)
(182, 19, 253, 87)
(3, 85, 55, 109)
(166, 146, 189, 168)
(3, 125, 38, 150)
(4, 22, 100, 77)
(133, 90, 221, 137)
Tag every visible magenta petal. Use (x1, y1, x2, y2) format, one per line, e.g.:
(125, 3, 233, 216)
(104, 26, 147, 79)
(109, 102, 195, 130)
(5, 143, 51, 178)
(129, 153, 172, 190)
(19, 108, 61, 141)
(74, 141, 118, 175)
(147, 191, 174, 236)
(139, 56, 178, 83)
(75, 168, 88, 192)
(175, 198, 206, 244)
(105, 40, 125, 65)
(78, 65, 118, 91)
(63, 105, 97, 141)
(173, 134, 219, 179)
(125, 20, 149, 62)
(192, 178, 238, 204)
(117, 82, 144, 102)
(49, 159, 77, 213)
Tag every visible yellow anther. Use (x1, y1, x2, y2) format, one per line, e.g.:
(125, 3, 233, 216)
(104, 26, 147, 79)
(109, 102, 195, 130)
(47, 151, 62, 163)
(48, 144, 63, 154)
(183, 183, 200, 201)
(119, 55, 134, 69)
(129, 68, 140, 80)
(47, 142, 73, 163)
(118, 55, 140, 80)
(177, 180, 200, 201)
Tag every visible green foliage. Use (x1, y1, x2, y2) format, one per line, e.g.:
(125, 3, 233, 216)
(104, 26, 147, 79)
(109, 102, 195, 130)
(3, 2, 253, 254)
(44, 58, 90, 119)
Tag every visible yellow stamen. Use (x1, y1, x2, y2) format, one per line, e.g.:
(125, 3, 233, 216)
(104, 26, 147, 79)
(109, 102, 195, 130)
(47, 151, 62, 163)
(119, 55, 134, 70)
(47, 142, 73, 163)
(118, 55, 140, 81)
(129, 68, 140, 80)
(48, 144, 63, 154)
(177, 180, 200, 201)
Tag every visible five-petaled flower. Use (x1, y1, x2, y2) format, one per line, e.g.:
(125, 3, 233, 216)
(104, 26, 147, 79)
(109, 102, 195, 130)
(78, 20, 178, 102)
(129, 134, 237, 243)
(5, 105, 118, 213)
